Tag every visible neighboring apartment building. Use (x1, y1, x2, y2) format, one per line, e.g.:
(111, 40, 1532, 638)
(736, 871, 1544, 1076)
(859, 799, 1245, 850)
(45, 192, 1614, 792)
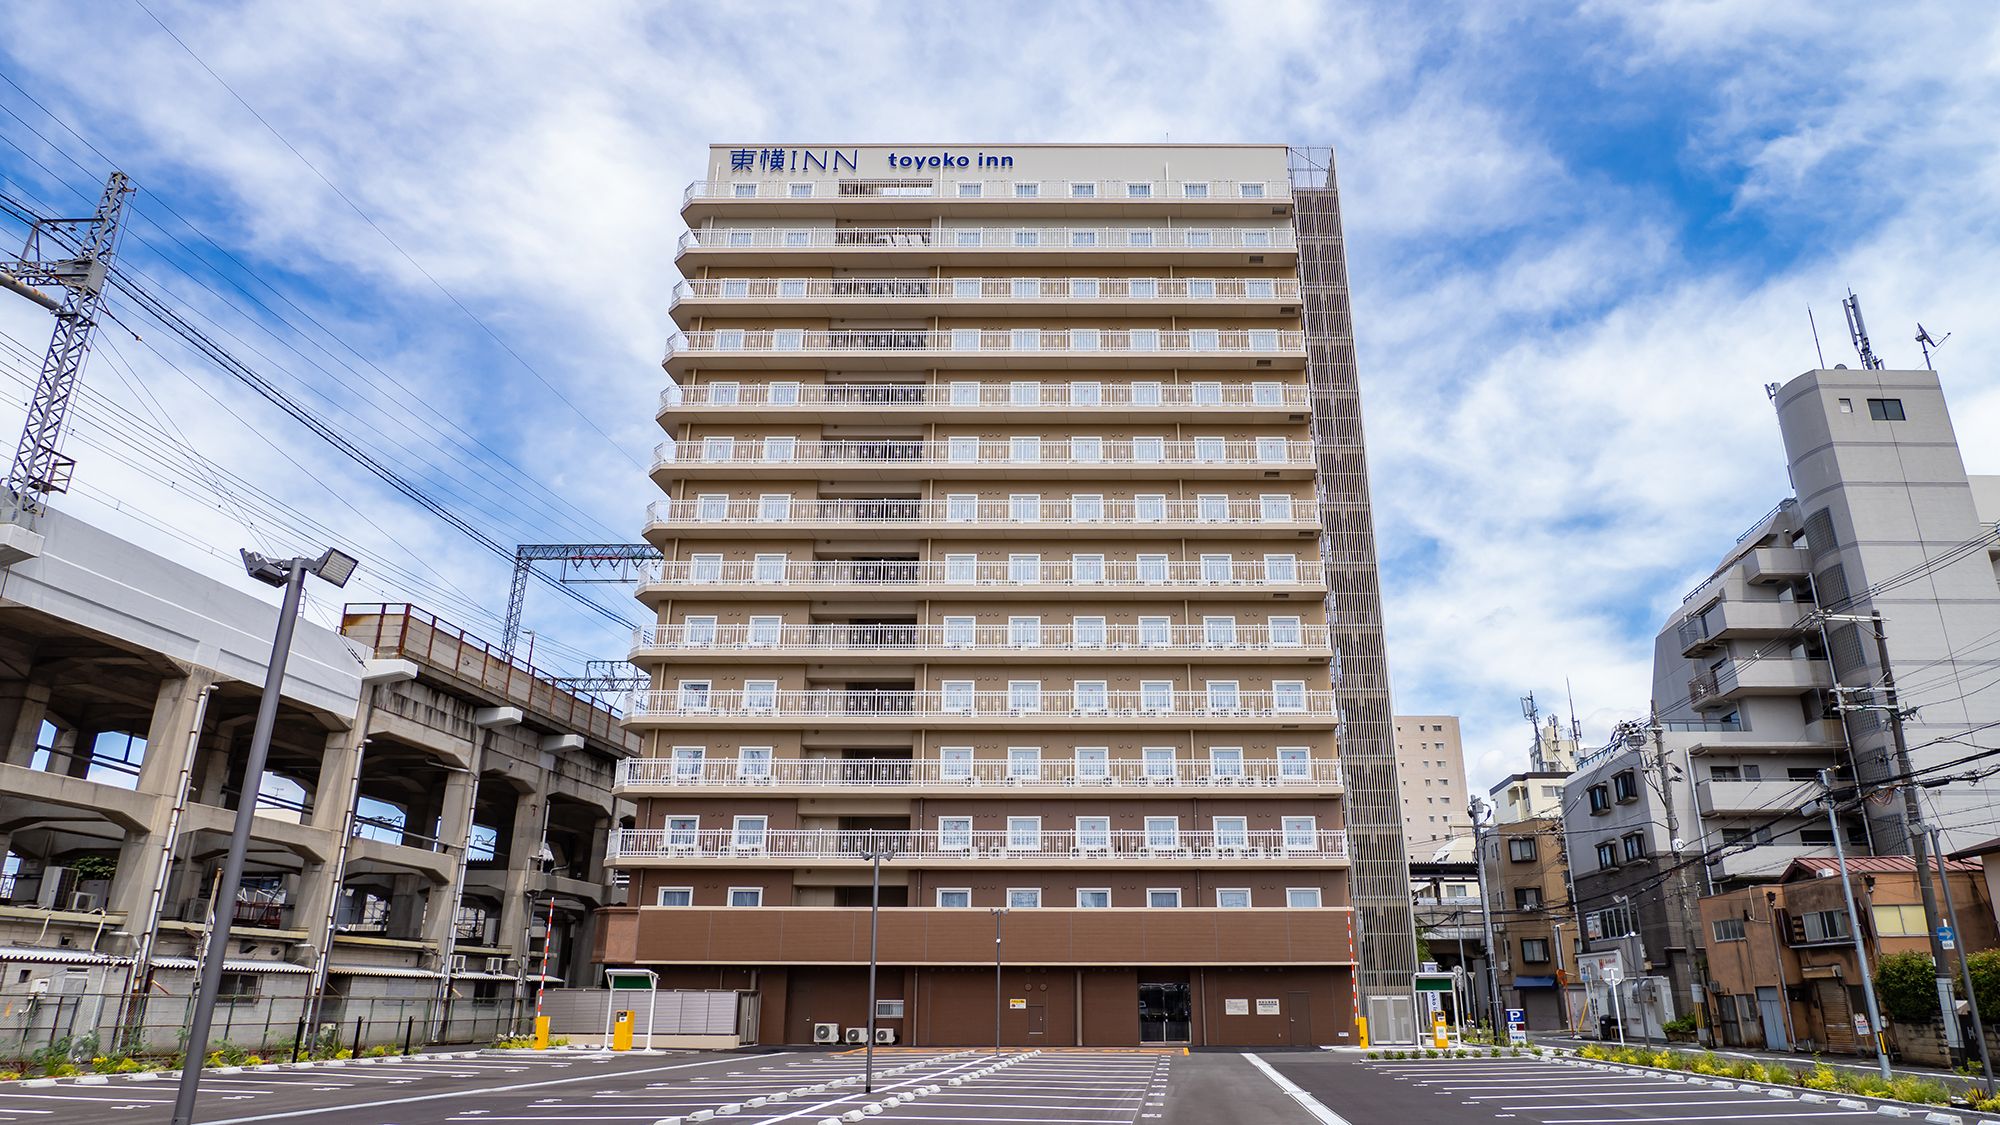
(600, 142, 1415, 1047)
(0, 509, 629, 1052)
(1396, 715, 1466, 862)
(1565, 365, 2000, 1040)
(1481, 816, 1574, 1030)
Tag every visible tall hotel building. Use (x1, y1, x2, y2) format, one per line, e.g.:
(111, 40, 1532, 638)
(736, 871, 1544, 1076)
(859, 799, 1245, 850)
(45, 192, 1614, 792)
(598, 144, 1415, 1046)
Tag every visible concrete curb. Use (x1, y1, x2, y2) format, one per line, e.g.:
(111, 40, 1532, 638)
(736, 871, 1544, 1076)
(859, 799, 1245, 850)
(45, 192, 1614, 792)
(1549, 1051, 1974, 1121)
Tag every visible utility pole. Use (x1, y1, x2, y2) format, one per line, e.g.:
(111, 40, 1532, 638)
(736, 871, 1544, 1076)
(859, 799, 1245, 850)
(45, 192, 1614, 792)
(0, 172, 133, 518)
(1932, 827, 1993, 1096)
(1646, 708, 1709, 1044)
(1824, 770, 1893, 1080)
(1469, 796, 1503, 1034)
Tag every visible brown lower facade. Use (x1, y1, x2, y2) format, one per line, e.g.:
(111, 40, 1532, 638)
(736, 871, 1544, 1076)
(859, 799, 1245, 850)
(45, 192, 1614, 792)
(597, 904, 1356, 1046)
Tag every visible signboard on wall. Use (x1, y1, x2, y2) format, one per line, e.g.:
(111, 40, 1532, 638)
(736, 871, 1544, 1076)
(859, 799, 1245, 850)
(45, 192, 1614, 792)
(1256, 999, 1281, 1016)
(1225, 999, 1249, 1016)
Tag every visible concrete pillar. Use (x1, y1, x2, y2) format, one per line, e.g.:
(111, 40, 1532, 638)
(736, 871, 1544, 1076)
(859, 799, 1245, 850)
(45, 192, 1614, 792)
(308, 730, 362, 834)
(108, 673, 216, 928)
(56, 727, 87, 777)
(389, 873, 429, 942)
(0, 680, 52, 768)
(496, 789, 542, 958)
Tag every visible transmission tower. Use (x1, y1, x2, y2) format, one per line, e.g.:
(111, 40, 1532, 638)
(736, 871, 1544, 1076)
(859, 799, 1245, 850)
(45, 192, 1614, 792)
(1, 172, 134, 517)
(502, 543, 661, 653)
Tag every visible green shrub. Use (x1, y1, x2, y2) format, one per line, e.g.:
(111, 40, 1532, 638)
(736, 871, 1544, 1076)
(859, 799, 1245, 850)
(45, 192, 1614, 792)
(1876, 951, 1943, 1022)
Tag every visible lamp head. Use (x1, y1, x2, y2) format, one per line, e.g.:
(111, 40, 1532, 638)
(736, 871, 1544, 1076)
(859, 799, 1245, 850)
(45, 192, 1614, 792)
(312, 547, 359, 588)
(240, 550, 292, 588)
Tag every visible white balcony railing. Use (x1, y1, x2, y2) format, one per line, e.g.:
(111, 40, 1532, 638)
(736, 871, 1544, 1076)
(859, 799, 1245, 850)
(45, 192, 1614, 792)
(632, 622, 1330, 653)
(665, 327, 1304, 360)
(635, 558, 1327, 591)
(616, 756, 1343, 790)
(673, 276, 1301, 304)
(625, 688, 1339, 722)
(653, 438, 1311, 472)
(660, 381, 1308, 412)
(610, 827, 1348, 862)
(644, 497, 1314, 528)
(683, 178, 1291, 204)
(678, 226, 1297, 253)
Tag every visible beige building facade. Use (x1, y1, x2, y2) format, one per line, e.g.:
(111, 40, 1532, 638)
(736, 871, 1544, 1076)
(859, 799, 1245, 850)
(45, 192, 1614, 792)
(1395, 715, 1465, 861)
(596, 143, 1413, 1045)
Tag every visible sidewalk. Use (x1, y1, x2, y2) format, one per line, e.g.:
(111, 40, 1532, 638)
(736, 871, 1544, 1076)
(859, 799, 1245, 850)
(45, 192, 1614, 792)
(1532, 1031, 1991, 1088)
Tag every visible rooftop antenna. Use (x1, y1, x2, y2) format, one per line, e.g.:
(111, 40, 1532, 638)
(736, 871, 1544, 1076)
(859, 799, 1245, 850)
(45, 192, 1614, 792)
(1520, 691, 1544, 772)
(1807, 306, 1827, 368)
(1565, 677, 1582, 746)
(1915, 323, 1950, 370)
(1842, 289, 1885, 370)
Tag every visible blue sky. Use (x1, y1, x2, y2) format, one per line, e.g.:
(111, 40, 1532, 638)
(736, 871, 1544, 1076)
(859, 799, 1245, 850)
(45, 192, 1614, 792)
(1, 1, 1996, 788)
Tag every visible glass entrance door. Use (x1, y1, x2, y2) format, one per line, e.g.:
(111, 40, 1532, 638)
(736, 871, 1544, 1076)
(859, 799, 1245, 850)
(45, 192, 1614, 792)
(1138, 981, 1192, 1042)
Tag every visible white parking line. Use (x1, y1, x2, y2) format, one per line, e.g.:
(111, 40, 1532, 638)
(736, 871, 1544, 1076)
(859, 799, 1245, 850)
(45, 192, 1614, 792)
(1245, 1055, 1350, 1125)
(1504, 1099, 1813, 1110)
(1536, 1114, 1877, 1123)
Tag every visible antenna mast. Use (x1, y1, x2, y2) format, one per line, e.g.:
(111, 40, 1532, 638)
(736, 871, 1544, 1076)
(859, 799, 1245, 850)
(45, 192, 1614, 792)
(1807, 306, 1827, 368)
(1520, 691, 1544, 772)
(1, 171, 134, 518)
(1915, 323, 1950, 371)
(1841, 289, 1885, 370)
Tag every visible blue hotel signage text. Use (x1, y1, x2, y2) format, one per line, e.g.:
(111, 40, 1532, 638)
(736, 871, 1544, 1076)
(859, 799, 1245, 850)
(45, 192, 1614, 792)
(729, 148, 1016, 174)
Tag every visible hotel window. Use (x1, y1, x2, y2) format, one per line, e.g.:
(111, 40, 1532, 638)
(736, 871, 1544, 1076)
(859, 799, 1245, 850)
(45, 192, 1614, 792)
(1010, 277, 1040, 299)
(1014, 182, 1039, 197)
(657, 887, 693, 906)
(700, 436, 734, 462)
(1072, 278, 1099, 298)
(1260, 494, 1294, 521)
(957, 182, 983, 198)
(1264, 554, 1298, 583)
(950, 381, 979, 404)
(1217, 889, 1251, 909)
(1209, 747, 1244, 777)
(1148, 889, 1182, 909)
(1137, 554, 1168, 583)
(1011, 327, 1041, 352)
(747, 616, 781, 646)
(1007, 616, 1042, 647)
(1243, 229, 1272, 248)
(731, 183, 757, 198)
(732, 816, 767, 851)
(726, 230, 753, 246)
(1198, 494, 1230, 522)
(1191, 328, 1220, 352)
(1183, 182, 1210, 198)
(1287, 888, 1322, 908)
(948, 436, 979, 463)
(737, 746, 772, 778)
(947, 494, 978, 522)
(1283, 816, 1317, 850)
(1252, 380, 1282, 404)
(940, 746, 973, 780)
(1076, 748, 1109, 780)
(1139, 616, 1171, 646)
(1129, 278, 1158, 300)
(1186, 383, 1220, 410)
(1007, 680, 1042, 712)
(1140, 681, 1174, 713)
(1144, 817, 1181, 849)
(1132, 381, 1163, 405)
(1269, 616, 1303, 645)
(939, 816, 973, 850)
(951, 328, 980, 352)
(1247, 278, 1275, 298)
(1188, 277, 1216, 299)
(1127, 182, 1153, 197)
(1071, 229, 1098, 246)
(1133, 436, 1165, 463)
(938, 888, 972, 907)
(1075, 680, 1108, 712)
(690, 553, 724, 583)
(1249, 328, 1279, 350)
(1009, 553, 1040, 582)
(953, 277, 980, 298)
(1011, 435, 1042, 463)
(748, 553, 783, 582)
(1077, 888, 1112, 908)
(1204, 616, 1237, 646)
(943, 616, 975, 646)
(683, 616, 717, 645)
(1185, 229, 1213, 247)
(1278, 747, 1310, 779)
(1520, 939, 1551, 964)
(784, 230, 809, 246)
(757, 493, 791, 521)
(945, 554, 977, 583)
(1136, 494, 1167, 522)
(1194, 436, 1226, 462)
(1239, 181, 1266, 198)
(1201, 554, 1231, 583)
(677, 680, 711, 711)
(955, 229, 982, 247)
(696, 493, 728, 521)
(1008, 888, 1042, 909)
(1072, 381, 1102, 406)
(1071, 436, 1103, 463)
(1256, 435, 1288, 463)
(762, 436, 795, 461)
(1131, 328, 1160, 351)
(743, 680, 776, 712)
(1072, 554, 1104, 584)
(780, 279, 806, 297)
(1072, 327, 1101, 350)
(1007, 746, 1041, 779)
(774, 328, 803, 351)
(1007, 816, 1041, 850)
(1011, 380, 1041, 405)
(1074, 618, 1107, 647)
(727, 888, 763, 908)
(1128, 229, 1155, 247)
(941, 681, 975, 713)
(1069, 182, 1096, 198)
(1144, 746, 1177, 778)
(1076, 816, 1111, 848)
(1213, 816, 1248, 847)
(665, 815, 699, 846)
(1206, 680, 1241, 711)
(1014, 229, 1039, 247)
(1009, 494, 1040, 522)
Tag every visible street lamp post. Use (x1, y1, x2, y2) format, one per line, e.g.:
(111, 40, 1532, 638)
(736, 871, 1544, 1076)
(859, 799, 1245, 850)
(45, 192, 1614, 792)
(1469, 797, 1503, 1036)
(170, 548, 357, 1125)
(1823, 770, 1894, 1081)
(991, 907, 1009, 1055)
(861, 832, 896, 1094)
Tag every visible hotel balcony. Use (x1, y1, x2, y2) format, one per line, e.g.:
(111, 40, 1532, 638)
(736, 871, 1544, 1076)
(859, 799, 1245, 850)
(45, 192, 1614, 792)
(1676, 600, 1808, 656)
(629, 622, 1332, 664)
(681, 177, 1293, 221)
(642, 497, 1321, 540)
(1687, 658, 1832, 708)
(651, 437, 1314, 483)
(1681, 720, 1845, 757)
(661, 327, 1307, 374)
(657, 381, 1309, 423)
(614, 755, 1343, 794)
(1697, 777, 1827, 816)
(1741, 547, 1813, 585)
(675, 226, 1296, 266)
(670, 276, 1302, 320)
(632, 559, 1329, 603)
(608, 827, 1348, 866)
(622, 688, 1341, 728)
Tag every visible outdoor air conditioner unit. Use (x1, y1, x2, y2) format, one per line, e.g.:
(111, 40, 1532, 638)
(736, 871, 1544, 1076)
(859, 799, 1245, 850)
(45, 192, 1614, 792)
(844, 1027, 868, 1044)
(874, 1028, 895, 1044)
(813, 1022, 841, 1044)
(34, 867, 69, 910)
(484, 956, 506, 975)
(67, 891, 101, 913)
(449, 954, 468, 974)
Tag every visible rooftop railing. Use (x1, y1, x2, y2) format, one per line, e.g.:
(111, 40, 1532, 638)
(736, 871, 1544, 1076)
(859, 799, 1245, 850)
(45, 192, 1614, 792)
(677, 226, 1296, 253)
(625, 688, 1338, 723)
(673, 276, 1302, 303)
(653, 437, 1311, 471)
(659, 381, 1308, 411)
(665, 327, 1304, 360)
(610, 827, 1347, 862)
(616, 756, 1342, 790)
(683, 178, 1291, 204)
(644, 497, 1314, 528)
(632, 622, 1330, 653)
(635, 558, 1326, 591)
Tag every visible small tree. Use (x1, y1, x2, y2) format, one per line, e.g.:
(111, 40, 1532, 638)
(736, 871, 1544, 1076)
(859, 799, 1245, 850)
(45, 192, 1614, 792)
(1968, 949, 2000, 1020)
(1874, 951, 1940, 1023)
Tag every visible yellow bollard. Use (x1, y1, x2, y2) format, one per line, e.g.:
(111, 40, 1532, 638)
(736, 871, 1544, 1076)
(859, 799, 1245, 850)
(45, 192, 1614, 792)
(611, 1010, 635, 1051)
(1356, 1015, 1369, 1049)
(533, 1015, 550, 1050)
